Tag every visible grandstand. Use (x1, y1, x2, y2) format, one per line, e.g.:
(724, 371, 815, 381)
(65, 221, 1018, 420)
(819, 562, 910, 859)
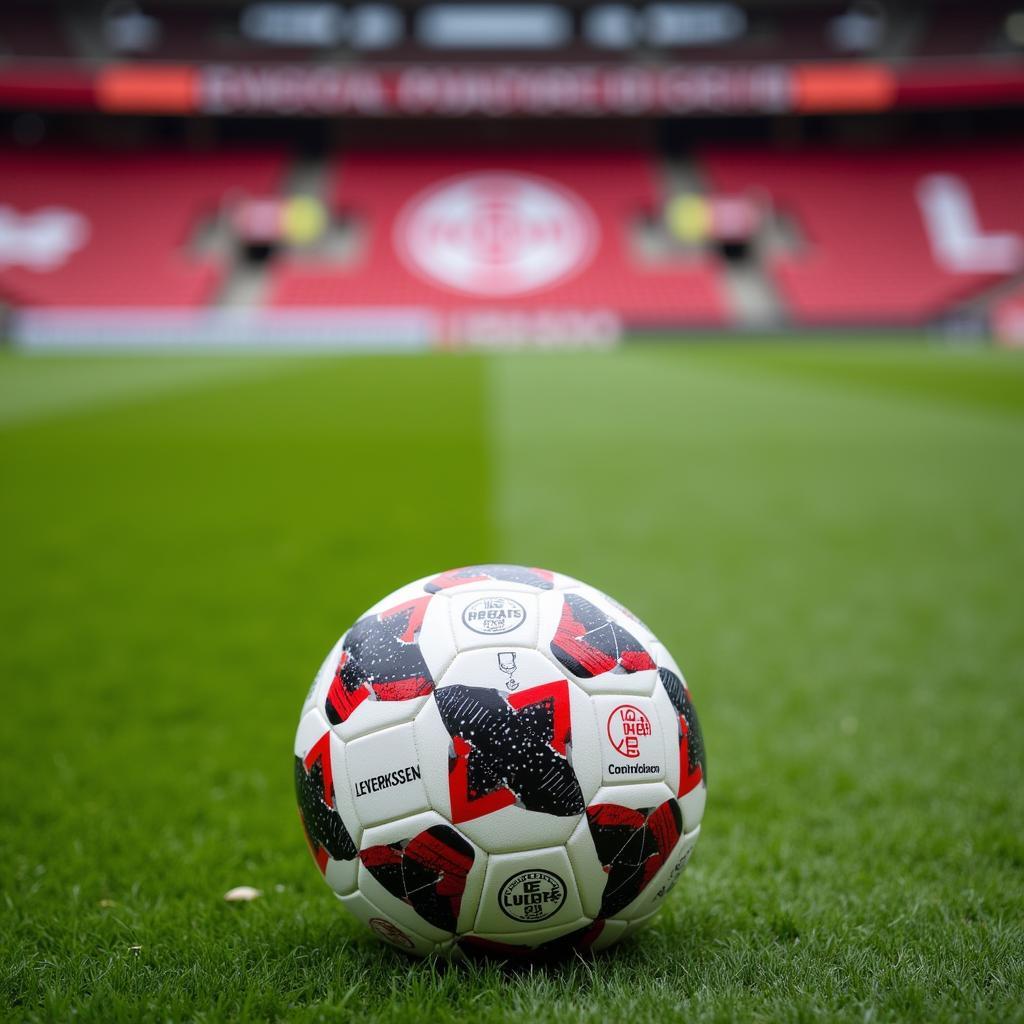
(1, 1, 1023, 347)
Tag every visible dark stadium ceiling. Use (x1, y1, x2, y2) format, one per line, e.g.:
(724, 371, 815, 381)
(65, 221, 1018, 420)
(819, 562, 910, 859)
(1, 0, 1019, 69)
(23, 0, 1022, 8)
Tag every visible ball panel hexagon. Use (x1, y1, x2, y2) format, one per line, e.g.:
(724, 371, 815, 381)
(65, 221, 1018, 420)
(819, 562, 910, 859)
(584, 797, 683, 920)
(679, 781, 707, 834)
(446, 588, 540, 652)
(321, 591, 454, 740)
(323, 853, 359, 897)
(568, 581, 660, 650)
(614, 824, 701, 922)
(357, 810, 487, 937)
(565, 815, 603, 919)
(651, 642, 707, 809)
(475, 845, 582, 933)
(590, 694, 671, 787)
(537, 589, 658, 697)
(330, 694, 434, 743)
(650, 681, 684, 796)
(344, 723, 430, 829)
(294, 709, 362, 877)
(566, 781, 678, 923)
(420, 646, 601, 853)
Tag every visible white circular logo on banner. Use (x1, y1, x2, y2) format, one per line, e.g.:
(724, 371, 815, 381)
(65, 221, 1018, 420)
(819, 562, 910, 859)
(395, 172, 598, 297)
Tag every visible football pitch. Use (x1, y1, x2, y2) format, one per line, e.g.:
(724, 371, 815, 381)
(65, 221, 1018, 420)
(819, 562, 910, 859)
(1, 341, 1023, 1023)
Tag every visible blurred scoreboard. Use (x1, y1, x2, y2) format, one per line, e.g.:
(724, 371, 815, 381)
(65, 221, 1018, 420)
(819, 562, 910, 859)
(231, 1, 755, 55)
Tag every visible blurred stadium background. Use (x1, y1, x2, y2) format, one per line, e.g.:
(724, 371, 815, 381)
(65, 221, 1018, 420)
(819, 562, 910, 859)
(3, 4, 1024, 1022)
(1, 0, 1024, 348)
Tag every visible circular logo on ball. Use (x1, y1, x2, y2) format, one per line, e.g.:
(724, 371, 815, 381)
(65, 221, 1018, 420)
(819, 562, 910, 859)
(368, 917, 415, 949)
(607, 704, 653, 759)
(498, 869, 567, 923)
(462, 596, 527, 635)
(395, 172, 598, 297)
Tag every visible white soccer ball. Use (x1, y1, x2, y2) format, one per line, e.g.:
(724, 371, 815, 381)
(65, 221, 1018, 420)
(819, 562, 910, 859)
(293, 565, 706, 958)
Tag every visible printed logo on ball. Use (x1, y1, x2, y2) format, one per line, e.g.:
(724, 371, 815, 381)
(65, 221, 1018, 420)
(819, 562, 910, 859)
(498, 869, 567, 923)
(607, 704, 653, 759)
(604, 703, 661, 778)
(354, 763, 422, 797)
(497, 651, 519, 689)
(368, 917, 415, 949)
(462, 596, 527, 635)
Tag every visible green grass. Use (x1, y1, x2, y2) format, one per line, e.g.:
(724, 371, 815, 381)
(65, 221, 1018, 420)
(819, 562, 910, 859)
(1, 341, 1022, 1023)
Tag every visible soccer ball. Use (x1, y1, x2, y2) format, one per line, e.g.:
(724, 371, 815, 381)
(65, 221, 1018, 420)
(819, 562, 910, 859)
(293, 565, 706, 957)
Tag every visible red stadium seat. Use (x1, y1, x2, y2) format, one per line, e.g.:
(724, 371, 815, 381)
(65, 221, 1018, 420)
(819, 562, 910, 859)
(701, 145, 1024, 325)
(992, 283, 1024, 346)
(7, 144, 1021, 331)
(0, 149, 285, 308)
(269, 151, 727, 328)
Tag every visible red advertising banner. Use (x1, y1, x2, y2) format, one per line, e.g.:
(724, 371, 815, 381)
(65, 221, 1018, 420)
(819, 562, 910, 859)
(1, 59, 1024, 117)
(198, 63, 792, 116)
(0, 64, 97, 110)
